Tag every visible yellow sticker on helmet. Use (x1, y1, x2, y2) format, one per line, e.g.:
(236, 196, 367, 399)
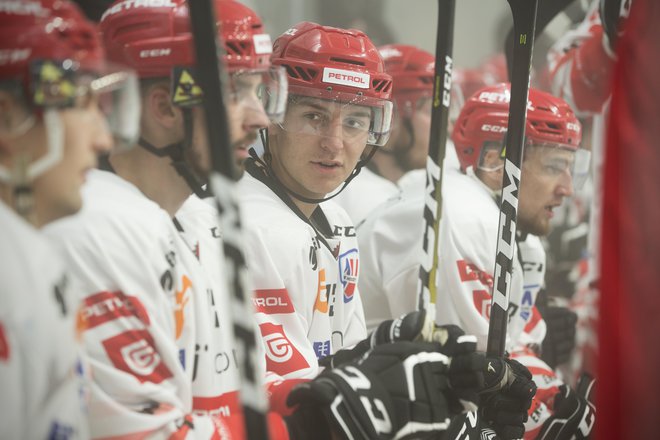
(172, 67, 203, 106)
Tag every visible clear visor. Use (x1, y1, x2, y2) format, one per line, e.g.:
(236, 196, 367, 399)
(171, 65, 288, 124)
(30, 59, 140, 151)
(228, 66, 288, 124)
(526, 143, 592, 190)
(278, 89, 393, 147)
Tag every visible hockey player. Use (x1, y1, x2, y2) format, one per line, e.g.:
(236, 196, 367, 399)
(357, 83, 595, 438)
(42, 0, 292, 437)
(0, 0, 137, 437)
(237, 19, 391, 391)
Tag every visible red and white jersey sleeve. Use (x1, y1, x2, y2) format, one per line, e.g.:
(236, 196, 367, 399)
(238, 171, 367, 385)
(546, 0, 614, 115)
(44, 170, 244, 439)
(0, 201, 88, 439)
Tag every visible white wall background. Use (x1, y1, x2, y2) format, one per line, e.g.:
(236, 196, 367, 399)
(247, 0, 513, 70)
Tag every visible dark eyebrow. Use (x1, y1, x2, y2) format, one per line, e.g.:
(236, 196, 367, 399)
(295, 97, 372, 119)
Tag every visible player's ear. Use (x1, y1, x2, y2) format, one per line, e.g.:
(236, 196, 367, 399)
(144, 82, 179, 130)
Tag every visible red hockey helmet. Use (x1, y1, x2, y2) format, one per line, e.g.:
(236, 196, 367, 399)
(271, 22, 393, 146)
(0, 0, 139, 180)
(100, 0, 286, 119)
(378, 44, 434, 116)
(0, 0, 104, 93)
(100, 0, 273, 77)
(452, 83, 587, 183)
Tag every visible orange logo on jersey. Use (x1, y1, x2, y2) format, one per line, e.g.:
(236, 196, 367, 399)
(75, 306, 88, 340)
(175, 275, 192, 340)
(314, 269, 328, 313)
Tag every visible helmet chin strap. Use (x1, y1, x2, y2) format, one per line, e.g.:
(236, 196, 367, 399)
(256, 128, 378, 204)
(138, 108, 209, 198)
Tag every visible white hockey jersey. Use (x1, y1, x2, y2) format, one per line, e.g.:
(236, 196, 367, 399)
(358, 169, 546, 350)
(0, 201, 88, 440)
(44, 170, 242, 439)
(238, 164, 367, 385)
(331, 166, 399, 226)
(174, 194, 243, 401)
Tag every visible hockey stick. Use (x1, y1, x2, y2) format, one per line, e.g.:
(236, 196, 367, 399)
(486, 0, 539, 358)
(417, 0, 456, 320)
(504, 0, 576, 78)
(186, 1, 270, 438)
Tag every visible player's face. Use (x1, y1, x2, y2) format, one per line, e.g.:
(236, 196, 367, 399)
(33, 98, 113, 225)
(387, 96, 430, 172)
(268, 97, 370, 199)
(518, 145, 575, 236)
(188, 72, 270, 176)
(404, 96, 432, 170)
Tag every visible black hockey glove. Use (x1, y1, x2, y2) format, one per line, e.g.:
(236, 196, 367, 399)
(538, 303, 578, 369)
(479, 358, 537, 439)
(446, 411, 500, 440)
(287, 341, 452, 440)
(599, 0, 634, 51)
(320, 310, 486, 409)
(538, 373, 596, 440)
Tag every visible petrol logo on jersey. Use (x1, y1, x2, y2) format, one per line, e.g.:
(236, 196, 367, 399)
(253, 288, 294, 314)
(259, 322, 309, 376)
(0, 323, 9, 362)
(338, 248, 359, 303)
(103, 329, 173, 384)
(80, 290, 151, 330)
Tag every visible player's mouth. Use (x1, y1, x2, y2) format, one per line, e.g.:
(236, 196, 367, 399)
(312, 160, 341, 169)
(545, 204, 559, 218)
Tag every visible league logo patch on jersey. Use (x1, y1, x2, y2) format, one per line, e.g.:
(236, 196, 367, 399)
(0, 323, 9, 362)
(338, 248, 359, 303)
(313, 340, 331, 360)
(103, 329, 173, 384)
(259, 323, 309, 376)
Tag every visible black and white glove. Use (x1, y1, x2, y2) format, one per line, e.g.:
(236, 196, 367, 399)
(599, 0, 634, 51)
(538, 373, 596, 440)
(320, 310, 486, 409)
(287, 341, 452, 440)
(479, 358, 537, 439)
(537, 301, 578, 369)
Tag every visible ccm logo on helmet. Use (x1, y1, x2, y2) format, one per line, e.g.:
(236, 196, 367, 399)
(378, 47, 402, 60)
(322, 67, 370, 89)
(139, 48, 171, 58)
(481, 124, 507, 133)
(101, 0, 176, 21)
